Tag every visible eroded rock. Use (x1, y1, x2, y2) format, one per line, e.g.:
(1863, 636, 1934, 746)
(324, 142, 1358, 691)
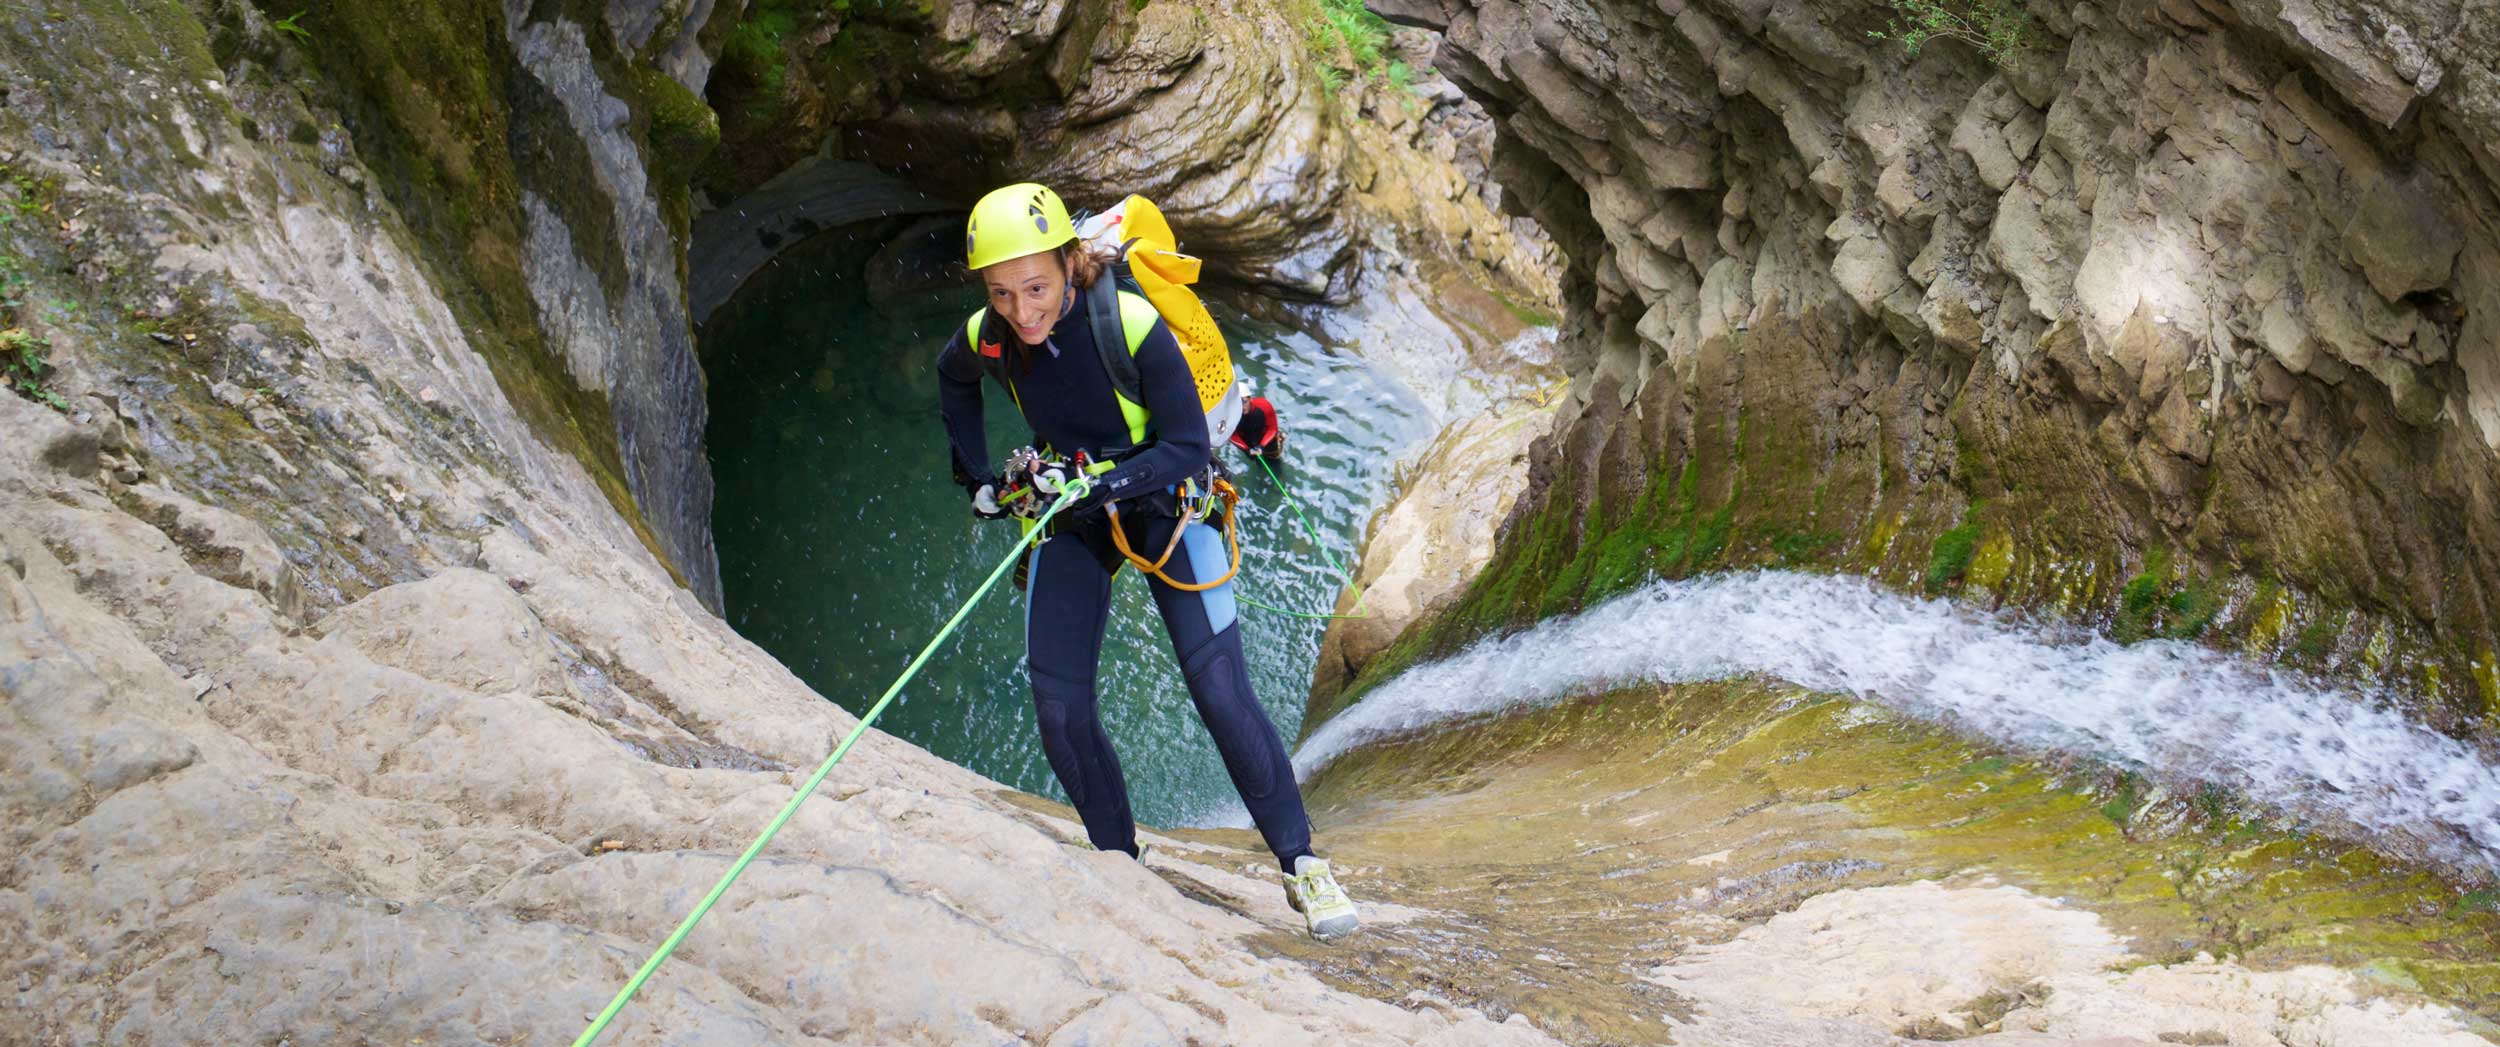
(1376, 0, 2500, 721)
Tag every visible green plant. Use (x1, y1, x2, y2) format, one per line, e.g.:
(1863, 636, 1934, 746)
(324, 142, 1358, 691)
(2, 326, 68, 410)
(2113, 549, 2174, 642)
(1301, 0, 1394, 96)
(273, 9, 312, 41)
(2192, 782, 2229, 824)
(1866, 0, 2034, 66)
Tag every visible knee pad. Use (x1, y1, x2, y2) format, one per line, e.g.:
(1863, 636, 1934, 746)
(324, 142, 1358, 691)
(1177, 629, 1283, 800)
(1029, 668, 1101, 805)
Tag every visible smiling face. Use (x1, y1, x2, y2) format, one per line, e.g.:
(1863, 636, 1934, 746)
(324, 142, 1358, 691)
(980, 251, 1069, 347)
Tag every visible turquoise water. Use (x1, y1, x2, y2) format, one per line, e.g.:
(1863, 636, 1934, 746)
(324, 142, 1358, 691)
(703, 228, 1437, 826)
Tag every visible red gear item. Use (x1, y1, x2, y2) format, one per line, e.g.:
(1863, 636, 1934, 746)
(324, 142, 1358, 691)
(1230, 396, 1280, 453)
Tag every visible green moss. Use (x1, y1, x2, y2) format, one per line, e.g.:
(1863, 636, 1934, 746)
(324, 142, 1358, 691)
(2099, 770, 2146, 830)
(2294, 615, 2340, 660)
(1963, 529, 2015, 590)
(2163, 584, 2223, 640)
(1488, 286, 1560, 328)
(2114, 550, 2175, 643)
(1925, 519, 1980, 591)
(1770, 527, 1838, 565)
(250, 0, 690, 588)
(625, 66, 720, 187)
(2244, 580, 2293, 651)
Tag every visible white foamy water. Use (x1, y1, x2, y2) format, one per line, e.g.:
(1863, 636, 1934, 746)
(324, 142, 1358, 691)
(1292, 571, 2500, 877)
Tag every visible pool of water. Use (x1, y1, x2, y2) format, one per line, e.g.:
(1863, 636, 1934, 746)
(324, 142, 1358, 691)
(703, 225, 1448, 826)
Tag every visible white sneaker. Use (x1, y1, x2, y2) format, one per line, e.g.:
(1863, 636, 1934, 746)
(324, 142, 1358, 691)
(1283, 856, 1361, 940)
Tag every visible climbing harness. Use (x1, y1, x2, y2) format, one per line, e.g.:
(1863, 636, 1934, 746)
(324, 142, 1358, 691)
(992, 441, 1366, 618)
(994, 447, 1115, 517)
(1106, 471, 1243, 592)
(569, 479, 1098, 1047)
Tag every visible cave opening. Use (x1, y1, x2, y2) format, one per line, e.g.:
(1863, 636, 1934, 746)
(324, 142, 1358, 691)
(692, 209, 1448, 826)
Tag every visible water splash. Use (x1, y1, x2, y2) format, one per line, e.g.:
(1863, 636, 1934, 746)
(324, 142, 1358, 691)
(1293, 571, 2500, 877)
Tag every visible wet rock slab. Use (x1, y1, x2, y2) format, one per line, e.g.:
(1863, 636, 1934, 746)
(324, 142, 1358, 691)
(1293, 680, 2500, 1045)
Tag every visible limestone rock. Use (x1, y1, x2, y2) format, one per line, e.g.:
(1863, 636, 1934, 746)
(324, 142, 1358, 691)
(2342, 176, 2464, 300)
(1391, 0, 2500, 723)
(694, 0, 1559, 305)
(120, 482, 309, 622)
(1311, 396, 1557, 711)
(0, 12, 1568, 1041)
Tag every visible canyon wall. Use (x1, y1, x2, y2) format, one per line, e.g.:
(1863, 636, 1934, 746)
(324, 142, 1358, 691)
(696, 0, 1558, 306)
(1327, 0, 2500, 731)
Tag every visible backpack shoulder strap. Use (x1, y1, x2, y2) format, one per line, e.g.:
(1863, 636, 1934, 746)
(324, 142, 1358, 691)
(964, 307, 1020, 409)
(1087, 276, 1141, 403)
(1113, 289, 1160, 353)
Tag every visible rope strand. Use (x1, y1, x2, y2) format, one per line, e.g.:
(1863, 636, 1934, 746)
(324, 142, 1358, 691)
(570, 481, 1093, 1047)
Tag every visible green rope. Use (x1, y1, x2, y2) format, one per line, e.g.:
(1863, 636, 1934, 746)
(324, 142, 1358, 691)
(1236, 452, 1368, 621)
(570, 482, 1091, 1047)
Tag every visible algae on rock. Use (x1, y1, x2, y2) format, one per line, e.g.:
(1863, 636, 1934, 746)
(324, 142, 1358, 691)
(1322, 0, 2500, 735)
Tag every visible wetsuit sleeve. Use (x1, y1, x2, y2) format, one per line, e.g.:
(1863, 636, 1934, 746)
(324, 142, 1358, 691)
(1094, 318, 1209, 501)
(936, 328, 995, 492)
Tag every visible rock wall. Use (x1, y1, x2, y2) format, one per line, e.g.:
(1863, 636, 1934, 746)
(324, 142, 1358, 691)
(697, 0, 1558, 306)
(199, 0, 735, 610)
(1337, 0, 2500, 727)
(1308, 393, 1557, 722)
(0, 3, 1570, 1043)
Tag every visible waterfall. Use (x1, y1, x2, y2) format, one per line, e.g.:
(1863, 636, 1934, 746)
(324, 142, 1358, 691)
(1294, 571, 2500, 878)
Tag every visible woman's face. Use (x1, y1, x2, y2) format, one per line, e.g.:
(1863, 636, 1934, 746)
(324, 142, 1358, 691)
(981, 251, 1067, 347)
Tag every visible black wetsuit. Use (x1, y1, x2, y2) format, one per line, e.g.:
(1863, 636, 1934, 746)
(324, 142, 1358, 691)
(937, 285, 1313, 871)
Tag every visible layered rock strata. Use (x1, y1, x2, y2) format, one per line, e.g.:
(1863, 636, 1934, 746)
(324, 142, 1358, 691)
(212, 0, 742, 609)
(698, 0, 1559, 305)
(1340, 0, 2500, 727)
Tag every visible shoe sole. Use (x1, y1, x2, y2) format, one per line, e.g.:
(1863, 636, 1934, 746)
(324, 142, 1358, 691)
(1309, 912, 1360, 940)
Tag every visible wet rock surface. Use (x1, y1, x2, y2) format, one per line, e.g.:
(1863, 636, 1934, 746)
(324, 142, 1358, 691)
(1309, 391, 1559, 721)
(0, 4, 1568, 1044)
(1293, 679, 2500, 1045)
(698, 0, 1559, 307)
(1354, 0, 2500, 727)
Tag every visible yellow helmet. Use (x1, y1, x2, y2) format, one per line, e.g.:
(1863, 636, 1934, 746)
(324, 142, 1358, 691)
(965, 182, 1077, 271)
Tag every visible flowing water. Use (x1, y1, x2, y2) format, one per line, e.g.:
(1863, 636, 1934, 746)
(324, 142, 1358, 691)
(1296, 570, 2500, 878)
(701, 224, 1526, 826)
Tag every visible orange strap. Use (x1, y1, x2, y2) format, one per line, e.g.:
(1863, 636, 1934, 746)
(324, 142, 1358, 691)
(1105, 479, 1242, 592)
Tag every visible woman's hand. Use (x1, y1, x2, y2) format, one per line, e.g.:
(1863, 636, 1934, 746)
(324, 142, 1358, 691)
(970, 483, 1010, 520)
(1031, 461, 1107, 515)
